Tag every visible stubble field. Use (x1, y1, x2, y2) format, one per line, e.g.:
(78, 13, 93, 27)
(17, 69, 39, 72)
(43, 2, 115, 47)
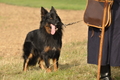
(1, 3, 120, 80)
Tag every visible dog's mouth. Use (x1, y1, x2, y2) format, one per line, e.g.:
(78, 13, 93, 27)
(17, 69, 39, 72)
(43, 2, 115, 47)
(50, 24, 58, 35)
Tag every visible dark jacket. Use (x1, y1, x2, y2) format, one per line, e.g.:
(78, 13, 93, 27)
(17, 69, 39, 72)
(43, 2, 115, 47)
(87, 0, 120, 66)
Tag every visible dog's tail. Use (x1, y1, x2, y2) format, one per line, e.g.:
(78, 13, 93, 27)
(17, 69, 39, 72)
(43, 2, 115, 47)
(23, 41, 39, 66)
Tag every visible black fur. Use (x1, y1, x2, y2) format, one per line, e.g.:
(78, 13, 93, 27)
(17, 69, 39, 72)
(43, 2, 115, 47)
(23, 7, 63, 72)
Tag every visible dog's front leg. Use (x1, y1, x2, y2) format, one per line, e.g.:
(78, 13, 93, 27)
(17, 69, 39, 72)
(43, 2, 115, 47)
(44, 58, 51, 72)
(53, 59, 58, 71)
(39, 59, 45, 70)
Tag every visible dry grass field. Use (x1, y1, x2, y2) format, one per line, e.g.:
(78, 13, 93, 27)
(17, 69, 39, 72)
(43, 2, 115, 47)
(0, 3, 87, 57)
(1, 3, 120, 80)
(0, 3, 89, 80)
(0, 3, 87, 61)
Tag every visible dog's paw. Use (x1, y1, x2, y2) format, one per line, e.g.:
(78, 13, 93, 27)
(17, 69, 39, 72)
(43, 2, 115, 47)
(46, 68, 51, 73)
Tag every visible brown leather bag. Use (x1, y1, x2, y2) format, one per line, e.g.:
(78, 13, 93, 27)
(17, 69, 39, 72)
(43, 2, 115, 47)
(83, 0, 113, 28)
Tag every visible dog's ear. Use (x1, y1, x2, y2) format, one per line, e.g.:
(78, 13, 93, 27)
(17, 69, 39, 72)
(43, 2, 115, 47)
(50, 6, 56, 13)
(41, 7, 48, 18)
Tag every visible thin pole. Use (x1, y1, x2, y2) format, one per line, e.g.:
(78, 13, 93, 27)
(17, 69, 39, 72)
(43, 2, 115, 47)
(97, 0, 108, 80)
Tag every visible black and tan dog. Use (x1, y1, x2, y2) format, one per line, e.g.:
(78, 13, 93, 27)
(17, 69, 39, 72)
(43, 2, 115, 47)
(23, 7, 63, 72)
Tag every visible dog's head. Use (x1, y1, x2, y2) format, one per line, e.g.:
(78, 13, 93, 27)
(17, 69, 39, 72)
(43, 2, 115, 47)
(40, 7, 63, 35)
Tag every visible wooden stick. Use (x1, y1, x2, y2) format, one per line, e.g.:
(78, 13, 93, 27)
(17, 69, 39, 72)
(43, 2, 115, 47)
(97, 0, 108, 80)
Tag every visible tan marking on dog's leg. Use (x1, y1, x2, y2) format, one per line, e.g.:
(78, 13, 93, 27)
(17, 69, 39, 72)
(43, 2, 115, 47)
(28, 53, 33, 58)
(39, 60, 45, 70)
(23, 58, 29, 71)
(53, 59, 58, 71)
(44, 46, 50, 52)
(23, 53, 33, 71)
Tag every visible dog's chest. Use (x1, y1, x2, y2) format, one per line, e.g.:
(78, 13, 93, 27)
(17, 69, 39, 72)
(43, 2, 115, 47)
(46, 37, 60, 47)
(43, 36, 61, 52)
